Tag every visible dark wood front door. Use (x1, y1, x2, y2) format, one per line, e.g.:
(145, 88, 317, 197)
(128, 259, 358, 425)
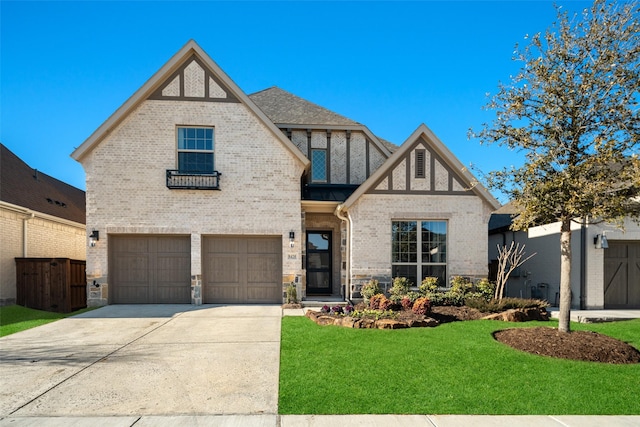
(604, 241, 640, 308)
(306, 231, 332, 295)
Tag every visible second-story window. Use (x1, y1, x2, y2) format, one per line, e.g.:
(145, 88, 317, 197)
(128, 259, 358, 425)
(177, 127, 214, 173)
(311, 149, 327, 182)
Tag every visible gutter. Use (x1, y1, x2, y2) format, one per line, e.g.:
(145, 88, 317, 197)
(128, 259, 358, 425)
(334, 204, 351, 302)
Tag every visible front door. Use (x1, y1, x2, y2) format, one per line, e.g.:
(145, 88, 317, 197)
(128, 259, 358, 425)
(306, 231, 332, 295)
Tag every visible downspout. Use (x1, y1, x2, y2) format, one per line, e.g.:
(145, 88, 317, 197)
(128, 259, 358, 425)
(23, 212, 35, 257)
(335, 204, 351, 302)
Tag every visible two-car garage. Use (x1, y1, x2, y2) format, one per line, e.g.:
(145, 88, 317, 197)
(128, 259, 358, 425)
(109, 235, 282, 304)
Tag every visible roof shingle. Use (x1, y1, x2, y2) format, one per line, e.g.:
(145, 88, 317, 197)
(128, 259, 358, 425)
(1, 144, 86, 224)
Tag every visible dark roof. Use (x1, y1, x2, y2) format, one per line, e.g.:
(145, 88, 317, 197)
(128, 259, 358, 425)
(249, 86, 399, 154)
(489, 201, 520, 233)
(249, 86, 361, 126)
(1, 144, 86, 224)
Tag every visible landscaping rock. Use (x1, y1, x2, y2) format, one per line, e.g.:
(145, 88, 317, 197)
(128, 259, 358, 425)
(408, 317, 439, 328)
(482, 307, 549, 322)
(376, 319, 408, 329)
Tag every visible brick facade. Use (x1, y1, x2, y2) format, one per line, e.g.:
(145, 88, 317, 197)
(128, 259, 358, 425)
(0, 206, 85, 305)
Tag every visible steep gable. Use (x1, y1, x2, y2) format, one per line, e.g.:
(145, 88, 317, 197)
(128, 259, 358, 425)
(342, 124, 500, 210)
(71, 40, 308, 168)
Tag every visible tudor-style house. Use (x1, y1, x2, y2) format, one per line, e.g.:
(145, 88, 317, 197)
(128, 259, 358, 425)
(72, 40, 499, 306)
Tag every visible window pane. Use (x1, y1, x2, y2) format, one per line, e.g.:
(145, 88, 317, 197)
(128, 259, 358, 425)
(178, 152, 213, 172)
(392, 265, 417, 288)
(422, 265, 446, 286)
(422, 221, 447, 263)
(391, 221, 417, 263)
(311, 149, 327, 182)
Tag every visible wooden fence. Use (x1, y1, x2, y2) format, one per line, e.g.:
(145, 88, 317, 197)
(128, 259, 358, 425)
(15, 258, 87, 313)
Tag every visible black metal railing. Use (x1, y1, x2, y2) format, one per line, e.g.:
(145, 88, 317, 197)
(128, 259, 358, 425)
(166, 170, 221, 190)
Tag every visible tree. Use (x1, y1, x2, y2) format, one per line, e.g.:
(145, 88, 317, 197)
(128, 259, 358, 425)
(494, 242, 536, 301)
(472, 0, 640, 332)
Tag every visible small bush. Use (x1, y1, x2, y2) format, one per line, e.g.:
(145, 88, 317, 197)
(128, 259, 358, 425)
(390, 277, 411, 299)
(285, 283, 298, 304)
(361, 280, 381, 304)
(344, 305, 354, 315)
(369, 293, 386, 310)
(412, 297, 431, 315)
(474, 278, 495, 301)
(321, 305, 330, 314)
(401, 297, 413, 310)
(419, 277, 439, 295)
(379, 296, 393, 311)
(331, 305, 344, 315)
(465, 297, 549, 313)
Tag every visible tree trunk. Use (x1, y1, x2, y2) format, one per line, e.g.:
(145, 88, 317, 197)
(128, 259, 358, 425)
(558, 217, 573, 333)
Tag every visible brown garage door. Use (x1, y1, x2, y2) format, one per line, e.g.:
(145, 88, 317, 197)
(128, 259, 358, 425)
(604, 241, 640, 308)
(203, 236, 282, 304)
(110, 235, 191, 304)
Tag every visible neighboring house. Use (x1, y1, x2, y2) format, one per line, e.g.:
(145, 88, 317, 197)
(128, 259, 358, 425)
(71, 40, 499, 306)
(0, 144, 86, 305)
(489, 202, 640, 309)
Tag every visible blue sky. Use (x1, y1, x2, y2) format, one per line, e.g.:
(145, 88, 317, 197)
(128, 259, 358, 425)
(1, 1, 592, 201)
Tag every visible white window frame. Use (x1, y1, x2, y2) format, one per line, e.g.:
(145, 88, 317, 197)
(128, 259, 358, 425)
(176, 126, 215, 173)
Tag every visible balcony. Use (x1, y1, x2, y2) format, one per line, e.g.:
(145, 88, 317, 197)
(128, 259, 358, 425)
(166, 170, 221, 190)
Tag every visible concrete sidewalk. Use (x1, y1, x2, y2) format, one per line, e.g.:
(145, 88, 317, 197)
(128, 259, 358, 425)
(1, 414, 640, 426)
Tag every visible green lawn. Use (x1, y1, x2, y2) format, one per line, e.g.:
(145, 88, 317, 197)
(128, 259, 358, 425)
(0, 305, 95, 337)
(279, 316, 640, 415)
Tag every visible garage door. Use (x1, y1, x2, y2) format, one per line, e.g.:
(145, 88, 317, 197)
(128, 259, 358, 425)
(110, 235, 191, 304)
(203, 236, 282, 304)
(604, 241, 640, 308)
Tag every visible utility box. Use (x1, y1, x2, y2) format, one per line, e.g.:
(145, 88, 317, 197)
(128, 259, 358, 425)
(15, 258, 87, 313)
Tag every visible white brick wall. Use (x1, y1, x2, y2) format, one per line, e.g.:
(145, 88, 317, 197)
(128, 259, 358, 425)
(0, 206, 85, 304)
(81, 98, 305, 305)
(347, 193, 493, 287)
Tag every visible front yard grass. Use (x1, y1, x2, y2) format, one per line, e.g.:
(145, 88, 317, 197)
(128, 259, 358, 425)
(279, 316, 640, 415)
(0, 305, 95, 337)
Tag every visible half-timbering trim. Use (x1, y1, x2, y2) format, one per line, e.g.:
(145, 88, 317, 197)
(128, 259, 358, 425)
(148, 54, 239, 103)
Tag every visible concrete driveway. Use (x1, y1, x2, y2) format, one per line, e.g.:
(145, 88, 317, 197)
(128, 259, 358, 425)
(0, 305, 281, 417)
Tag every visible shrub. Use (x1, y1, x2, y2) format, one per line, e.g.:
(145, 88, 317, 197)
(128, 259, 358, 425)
(285, 282, 298, 304)
(379, 296, 393, 311)
(331, 305, 344, 315)
(412, 297, 431, 315)
(361, 280, 381, 304)
(474, 278, 496, 301)
(419, 277, 439, 295)
(450, 276, 473, 294)
(465, 297, 549, 313)
(390, 277, 411, 299)
(369, 293, 386, 310)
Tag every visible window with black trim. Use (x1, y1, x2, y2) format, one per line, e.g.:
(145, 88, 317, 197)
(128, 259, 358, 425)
(177, 127, 214, 173)
(391, 220, 447, 286)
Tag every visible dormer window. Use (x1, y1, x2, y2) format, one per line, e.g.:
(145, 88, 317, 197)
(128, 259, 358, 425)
(177, 127, 214, 172)
(311, 149, 327, 182)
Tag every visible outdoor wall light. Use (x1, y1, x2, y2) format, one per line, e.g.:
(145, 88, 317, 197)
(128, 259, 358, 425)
(289, 231, 295, 248)
(89, 230, 99, 247)
(594, 233, 608, 249)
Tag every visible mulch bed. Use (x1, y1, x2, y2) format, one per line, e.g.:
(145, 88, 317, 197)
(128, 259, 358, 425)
(494, 327, 640, 364)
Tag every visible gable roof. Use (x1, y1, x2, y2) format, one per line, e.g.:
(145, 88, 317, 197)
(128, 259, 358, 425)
(1, 144, 86, 224)
(249, 87, 360, 126)
(71, 40, 309, 168)
(249, 86, 394, 158)
(341, 124, 500, 210)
